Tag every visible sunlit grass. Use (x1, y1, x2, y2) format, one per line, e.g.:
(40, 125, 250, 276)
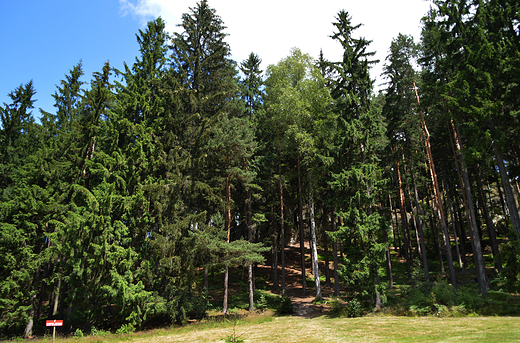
(30, 313, 520, 343)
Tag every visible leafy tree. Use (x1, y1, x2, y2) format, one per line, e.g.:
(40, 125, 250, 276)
(264, 47, 332, 300)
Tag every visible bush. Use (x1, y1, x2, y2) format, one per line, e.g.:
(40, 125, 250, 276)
(405, 280, 485, 316)
(454, 286, 484, 310)
(330, 297, 344, 317)
(90, 327, 109, 336)
(255, 293, 268, 311)
(277, 296, 293, 315)
(73, 328, 84, 338)
(346, 298, 362, 318)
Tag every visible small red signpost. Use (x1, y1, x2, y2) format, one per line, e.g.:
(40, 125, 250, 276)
(46, 320, 63, 343)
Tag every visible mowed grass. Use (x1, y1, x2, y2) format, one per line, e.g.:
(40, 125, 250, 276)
(29, 313, 520, 343)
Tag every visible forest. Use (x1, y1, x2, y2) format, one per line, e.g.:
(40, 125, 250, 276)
(1, 0, 519, 338)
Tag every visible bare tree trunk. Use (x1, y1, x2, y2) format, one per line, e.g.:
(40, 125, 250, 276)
(223, 163, 231, 314)
(476, 165, 502, 272)
(451, 119, 488, 296)
(308, 186, 322, 301)
(446, 189, 463, 268)
(332, 209, 340, 296)
(223, 266, 229, 314)
(24, 268, 40, 338)
(272, 223, 279, 291)
(492, 138, 520, 241)
(204, 266, 209, 292)
(396, 158, 412, 279)
(297, 155, 307, 294)
(414, 82, 456, 286)
(279, 159, 286, 294)
(324, 225, 331, 288)
(410, 166, 430, 282)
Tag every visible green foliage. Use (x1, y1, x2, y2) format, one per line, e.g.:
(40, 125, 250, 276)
(501, 238, 520, 293)
(90, 327, 109, 337)
(223, 311, 245, 343)
(346, 298, 362, 318)
(277, 296, 294, 315)
(116, 323, 136, 335)
(73, 328, 84, 338)
(405, 280, 486, 316)
(255, 293, 268, 311)
(329, 297, 344, 317)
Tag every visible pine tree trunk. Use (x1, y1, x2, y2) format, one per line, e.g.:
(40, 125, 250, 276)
(383, 219, 394, 288)
(492, 140, 520, 241)
(410, 166, 430, 282)
(248, 263, 254, 311)
(446, 190, 464, 268)
(451, 119, 488, 296)
(223, 266, 229, 314)
(476, 165, 502, 271)
(204, 266, 209, 292)
(415, 81, 455, 285)
(272, 224, 279, 291)
(396, 159, 412, 279)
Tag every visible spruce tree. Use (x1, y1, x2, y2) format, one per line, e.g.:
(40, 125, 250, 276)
(326, 10, 388, 308)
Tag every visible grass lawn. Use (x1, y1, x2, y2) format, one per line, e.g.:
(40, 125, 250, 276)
(24, 312, 520, 343)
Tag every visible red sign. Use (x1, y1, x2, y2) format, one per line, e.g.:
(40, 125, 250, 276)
(46, 320, 63, 327)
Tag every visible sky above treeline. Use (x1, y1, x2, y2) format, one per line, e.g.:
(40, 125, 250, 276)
(1, 0, 432, 119)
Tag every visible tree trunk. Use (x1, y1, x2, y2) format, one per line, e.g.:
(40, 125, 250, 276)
(308, 186, 322, 301)
(414, 81, 456, 286)
(492, 139, 520, 241)
(446, 190, 463, 268)
(297, 155, 307, 294)
(279, 160, 286, 294)
(324, 226, 331, 288)
(53, 273, 61, 316)
(451, 119, 488, 296)
(476, 165, 502, 272)
(396, 158, 412, 279)
(24, 268, 40, 338)
(332, 209, 340, 296)
(223, 266, 229, 314)
(204, 266, 209, 292)
(223, 162, 231, 314)
(410, 165, 430, 282)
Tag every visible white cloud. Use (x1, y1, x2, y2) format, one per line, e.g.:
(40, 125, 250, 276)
(120, 0, 432, 89)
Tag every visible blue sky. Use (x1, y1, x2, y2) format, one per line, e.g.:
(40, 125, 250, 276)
(1, 0, 432, 120)
(0, 0, 139, 116)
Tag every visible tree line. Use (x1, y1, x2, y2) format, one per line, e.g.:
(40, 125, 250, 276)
(1, 0, 519, 337)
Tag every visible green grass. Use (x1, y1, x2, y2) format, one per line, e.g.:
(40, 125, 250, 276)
(16, 314, 520, 343)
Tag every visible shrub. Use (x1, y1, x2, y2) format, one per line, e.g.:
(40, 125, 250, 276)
(346, 298, 362, 318)
(255, 293, 268, 311)
(90, 327, 109, 336)
(454, 286, 484, 310)
(277, 296, 294, 315)
(73, 328, 84, 338)
(330, 297, 344, 317)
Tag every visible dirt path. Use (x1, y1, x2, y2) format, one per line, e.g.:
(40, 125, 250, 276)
(255, 242, 338, 318)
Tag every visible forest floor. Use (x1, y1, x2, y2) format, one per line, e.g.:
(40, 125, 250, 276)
(208, 241, 339, 318)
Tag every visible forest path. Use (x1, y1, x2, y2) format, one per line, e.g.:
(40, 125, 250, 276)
(256, 241, 339, 318)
